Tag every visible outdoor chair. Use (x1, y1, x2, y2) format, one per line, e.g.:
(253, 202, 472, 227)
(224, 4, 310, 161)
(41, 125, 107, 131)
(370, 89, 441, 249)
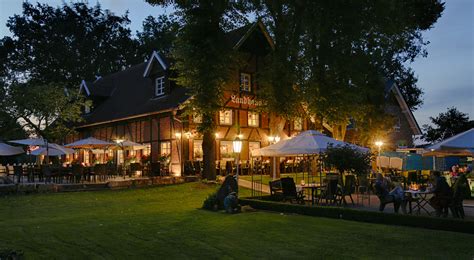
(317, 177, 339, 205)
(71, 164, 84, 183)
(185, 161, 195, 176)
(280, 177, 305, 204)
(150, 162, 161, 177)
(41, 165, 54, 183)
(356, 174, 371, 206)
(269, 179, 283, 200)
(338, 175, 356, 205)
(374, 183, 401, 213)
(130, 163, 142, 177)
(13, 165, 24, 183)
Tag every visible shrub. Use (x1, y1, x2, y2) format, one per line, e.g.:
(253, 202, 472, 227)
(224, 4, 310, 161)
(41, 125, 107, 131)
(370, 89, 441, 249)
(239, 197, 474, 234)
(202, 192, 219, 211)
(322, 145, 372, 175)
(0, 248, 24, 259)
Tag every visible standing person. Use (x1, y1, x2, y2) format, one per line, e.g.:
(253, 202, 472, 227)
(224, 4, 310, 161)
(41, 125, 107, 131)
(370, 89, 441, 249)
(429, 171, 453, 217)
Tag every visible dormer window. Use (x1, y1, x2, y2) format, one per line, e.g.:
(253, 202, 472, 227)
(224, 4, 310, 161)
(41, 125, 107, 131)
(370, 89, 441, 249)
(240, 73, 251, 92)
(155, 76, 165, 96)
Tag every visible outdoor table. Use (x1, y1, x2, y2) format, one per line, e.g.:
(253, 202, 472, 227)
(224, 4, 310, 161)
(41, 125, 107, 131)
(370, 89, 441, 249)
(404, 190, 433, 215)
(297, 183, 323, 205)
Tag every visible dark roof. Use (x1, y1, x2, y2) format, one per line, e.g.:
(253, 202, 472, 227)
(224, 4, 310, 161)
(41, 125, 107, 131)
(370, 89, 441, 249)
(79, 22, 272, 127)
(225, 23, 253, 47)
(80, 62, 189, 127)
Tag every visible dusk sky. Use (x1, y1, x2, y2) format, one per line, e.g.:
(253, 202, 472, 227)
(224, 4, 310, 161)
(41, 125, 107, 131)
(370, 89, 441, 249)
(1, 0, 473, 128)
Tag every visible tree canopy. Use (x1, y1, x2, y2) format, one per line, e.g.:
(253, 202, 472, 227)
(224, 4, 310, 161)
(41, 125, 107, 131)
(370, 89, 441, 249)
(423, 107, 474, 143)
(252, 0, 443, 142)
(0, 2, 142, 87)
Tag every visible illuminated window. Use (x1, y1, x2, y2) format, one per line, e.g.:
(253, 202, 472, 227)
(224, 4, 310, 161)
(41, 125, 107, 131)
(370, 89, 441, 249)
(160, 141, 171, 156)
(220, 141, 234, 159)
(248, 112, 259, 127)
(294, 118, 303, 130)
(240, 73, 251, 91)
(219, 110, 232, 125)
(249, 142, 260, 157)
(193, 140, 203, 160)
(155, 76, 165, 96)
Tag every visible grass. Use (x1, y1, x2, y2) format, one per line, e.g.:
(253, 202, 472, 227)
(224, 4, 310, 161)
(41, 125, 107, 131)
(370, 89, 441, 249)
(0, 182, 473, 259)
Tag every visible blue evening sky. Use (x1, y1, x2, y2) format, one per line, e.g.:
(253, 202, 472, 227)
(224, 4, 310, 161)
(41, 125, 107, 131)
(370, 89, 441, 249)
(1, 0, 473, 128)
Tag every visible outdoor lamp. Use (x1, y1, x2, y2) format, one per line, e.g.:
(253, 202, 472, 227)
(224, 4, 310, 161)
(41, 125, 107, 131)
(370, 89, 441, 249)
(275, 136, 281, 143)
(175, 132, 182, 139)
(233, 135, 242, 193)
(233, 136, 242, 154)
(375, 141, 383, 148)
(115, 139, 124, 144)
(215, 133, 219, 138)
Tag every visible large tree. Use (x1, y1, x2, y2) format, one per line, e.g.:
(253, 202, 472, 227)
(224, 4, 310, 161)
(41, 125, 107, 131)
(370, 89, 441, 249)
(136, 15, 180, 60)
(423, 107, 474, 143)
(146, 0, 246, 180)
(1, 82, 87, 141)
(252, 0, 443, 143)
(0, 2, 140, 86)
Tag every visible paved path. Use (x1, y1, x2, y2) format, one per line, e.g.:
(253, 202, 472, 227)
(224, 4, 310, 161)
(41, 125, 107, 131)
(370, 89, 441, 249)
(239, 179, 474, 218)
(239, 178, 270, 194)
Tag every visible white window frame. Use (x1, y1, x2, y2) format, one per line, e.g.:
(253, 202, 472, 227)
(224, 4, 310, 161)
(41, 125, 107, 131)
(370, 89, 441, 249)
(155, 76, 165, 97)
(294, 118, 303, 131)
(160, 141, 171, 156)
(219, 110, 233, 125)
(240, 73, 251, 92)
(248, 112, 259, 127)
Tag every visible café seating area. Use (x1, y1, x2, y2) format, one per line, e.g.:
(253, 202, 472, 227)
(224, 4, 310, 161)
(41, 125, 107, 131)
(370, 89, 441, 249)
(0, 162, 170, 184)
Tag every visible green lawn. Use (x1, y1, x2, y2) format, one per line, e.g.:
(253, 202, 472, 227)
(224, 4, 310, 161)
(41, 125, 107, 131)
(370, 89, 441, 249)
(0, 182, 473, 259)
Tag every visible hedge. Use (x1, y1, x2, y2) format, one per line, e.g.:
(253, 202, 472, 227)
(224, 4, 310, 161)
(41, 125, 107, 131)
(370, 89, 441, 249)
(239, 196, 474, 234)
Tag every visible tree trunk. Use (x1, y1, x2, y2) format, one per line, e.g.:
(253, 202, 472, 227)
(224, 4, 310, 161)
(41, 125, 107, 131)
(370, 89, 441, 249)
(202, 129, 216, 181)
(268, 113, 286, 179)
(332, 123, 347, 141)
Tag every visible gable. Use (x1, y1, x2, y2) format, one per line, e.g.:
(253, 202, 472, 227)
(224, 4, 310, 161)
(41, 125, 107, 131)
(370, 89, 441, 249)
(388, 83, 422, 135)
(143, 51, 168, 78)
(233, 21, 275, 53)
(79, 80, 91, 96)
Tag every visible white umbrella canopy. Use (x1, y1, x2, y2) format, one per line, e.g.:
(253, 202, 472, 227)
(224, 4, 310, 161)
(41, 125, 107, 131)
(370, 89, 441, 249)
(114, 140, 147, 150)
(9, 138, 48, 146)
(9, 138, 70, 154)
(0, 143, 24, 156)
(252, 130, 369, 157)
(428, 128, 474, 150)
(64, 137, 114, 149)
(31, 147, 75, 156)
(251, 138, 290, 157)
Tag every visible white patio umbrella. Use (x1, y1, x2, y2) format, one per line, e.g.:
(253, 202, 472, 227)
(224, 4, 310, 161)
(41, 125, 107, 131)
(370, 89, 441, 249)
(9, 138, 69, 161)
(428, 128, 474, 151)
(64, 137, 114, 149)
(0, 143, 24, 156)
(114, 140, 147, 150)
(252, 130, 369, 157)
(31, 146, 75, 156)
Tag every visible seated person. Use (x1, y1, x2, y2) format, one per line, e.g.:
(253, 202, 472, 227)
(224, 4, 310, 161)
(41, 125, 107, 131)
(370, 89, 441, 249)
(451, 172, 470, 218)
(429, 171, 453, 217)
(374, 173, 407, 213)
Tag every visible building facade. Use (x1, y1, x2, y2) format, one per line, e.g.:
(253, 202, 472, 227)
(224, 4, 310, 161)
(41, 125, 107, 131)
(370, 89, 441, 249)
(69, 22, 421, 175)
